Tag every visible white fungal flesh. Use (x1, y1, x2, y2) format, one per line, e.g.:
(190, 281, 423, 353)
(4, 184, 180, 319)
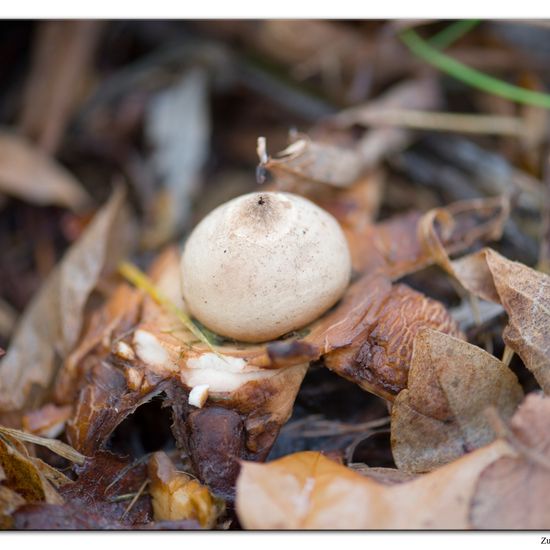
(188, 384, 210, 408)
(183, 352, 274, 392)
(114, 341, 135, 361)
(133, 329, 175, 370)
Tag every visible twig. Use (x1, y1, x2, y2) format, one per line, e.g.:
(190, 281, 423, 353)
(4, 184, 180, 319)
(501, 345, 515, 368)
(344, 109, 527, 137)
(120, 479, 149, 521)
(0, 425, 86, 465)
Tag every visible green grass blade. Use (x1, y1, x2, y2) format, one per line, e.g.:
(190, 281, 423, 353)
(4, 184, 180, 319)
(429, 19, 480, 50)
(401, 28, 550, 109)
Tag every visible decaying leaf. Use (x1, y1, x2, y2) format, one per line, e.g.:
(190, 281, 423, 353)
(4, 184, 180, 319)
(259, 133, 364, 188)
(0, 485, 25, 528)
(0, 425, 85, 466)
(148, 451, 222, 528)
(324, 285, 463, 400)
(58, 451, 152, 526)
(22, 403, 73, 438)
(236, 440, 513, 529)
(452, 248, 550, 393)
(0, 131, 90, 210)
(391, 329, 523, 472)
(143, 67, 210, 248)
(470, 393, 550, 529)
(0, 434, 63, 506)
(420, 210, 550, 393)
(19, 21, 103, 154)
(354, 194, 510, 278)
(0, 187, 130, 413)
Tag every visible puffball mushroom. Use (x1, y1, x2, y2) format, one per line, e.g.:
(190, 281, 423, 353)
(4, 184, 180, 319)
(180, 191, 352, 343)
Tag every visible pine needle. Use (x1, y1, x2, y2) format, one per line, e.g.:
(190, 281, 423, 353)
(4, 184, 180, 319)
(117, 260, 218, 351)
(400, 28, 550, 109)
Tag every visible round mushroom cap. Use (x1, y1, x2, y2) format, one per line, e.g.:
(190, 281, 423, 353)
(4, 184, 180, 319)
(180, 191, 352, 343)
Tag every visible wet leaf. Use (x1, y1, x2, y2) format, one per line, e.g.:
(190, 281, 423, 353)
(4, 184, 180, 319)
(148, 451, 222, 528)
(0, 131, 90, 210)
(236, 441, 512, 529)
(0, 187, 130, 412)
(391, 329, 523, 472)
(470, 393, 550, 529)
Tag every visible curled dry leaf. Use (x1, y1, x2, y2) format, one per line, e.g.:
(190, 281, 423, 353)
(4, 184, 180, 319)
(260, 134, 364, 189)
(0, 131, 90, 210)
(470, 393, 550, 529)
(0, 187, 130, 413)
(421, 211, 550, 394)
(0, 434, 63, 506)
(453, 248, 550, 393)
(354, 194, 510, 278)
(391, 329, 523, 473)
(148, 451, 222, 528)
(236, 440, 513, 529)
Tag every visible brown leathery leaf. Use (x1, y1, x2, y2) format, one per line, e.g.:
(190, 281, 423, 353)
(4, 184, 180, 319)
(0, 187, 130, 413)
(236, 441, 512, 529)
(391, 329, 523, 473)
(148, 451, 222, 528)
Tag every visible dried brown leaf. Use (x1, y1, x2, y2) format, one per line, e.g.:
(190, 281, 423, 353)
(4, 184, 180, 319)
(0, 131, 90, 210)
(0, 435, 63, 505)
(451, 248, 550, 392)
(0, 187, 130, 413)
(19, 21, 103, 154)
(391, 329, 523, 473)
(236, 440, 512, 529)
(470, 393, 550, 529)
(148, 451, 222, 528)
(261, 134, 364, 188)
(0, 485, 25, 528)
(22, 403, 73, 438)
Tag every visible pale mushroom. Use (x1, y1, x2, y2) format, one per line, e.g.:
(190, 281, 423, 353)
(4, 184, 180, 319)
(180, 191, 352, 343)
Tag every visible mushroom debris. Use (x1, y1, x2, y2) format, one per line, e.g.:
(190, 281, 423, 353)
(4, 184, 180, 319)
(55, 184, 508, 498)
